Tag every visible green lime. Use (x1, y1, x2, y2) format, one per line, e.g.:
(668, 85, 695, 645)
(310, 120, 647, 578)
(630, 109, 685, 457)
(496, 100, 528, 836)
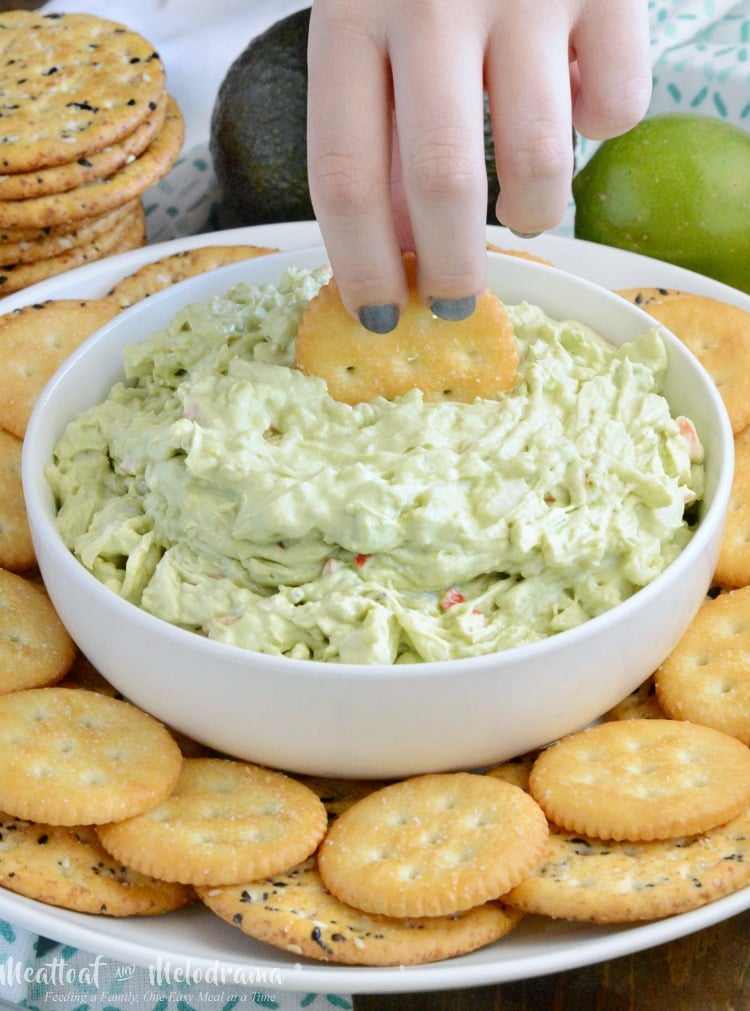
(573, 113, 750, 293)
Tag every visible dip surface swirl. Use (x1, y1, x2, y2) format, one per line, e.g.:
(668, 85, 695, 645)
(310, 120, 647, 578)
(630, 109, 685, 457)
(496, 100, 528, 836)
(48, 267, 704, 664)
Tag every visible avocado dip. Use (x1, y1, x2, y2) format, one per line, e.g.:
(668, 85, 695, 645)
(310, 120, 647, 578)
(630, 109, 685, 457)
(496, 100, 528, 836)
(47, 266, 704, 664)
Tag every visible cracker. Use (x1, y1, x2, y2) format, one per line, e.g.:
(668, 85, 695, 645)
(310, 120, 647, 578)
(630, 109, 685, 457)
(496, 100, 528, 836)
(197, 856, 523, 966)
(317, 772, 548, 918)
(0, 200, 138, 266)
(602, 675, 666, 722)
(59, 652, 123, 699)
(96, 757, 328, 886)
(0, 815, 193, 916)
(615, 288, 690, 307)
(0, 11, 165, 173)
(0, 200, 145, 294)
(296, 251, 518, 405)
(635, 294, 750, 434)
(483, 752, 538, 792)
(655, 587, 750, 743)
(0, 297, 121, 438)
(59, 656, 213, 757)
(486, 242, 555, 266)
(0, 97, 183, 230)
(506, 808, 750, 923)
(0, 570, 75, 694)
(0, 95, 167, 202)
(0, 430, 35, 572)
(714, 439, 750, 589)
(292, 775, 393, 823)
(0, 215, 126, 245)
(0, 687, 182, 825)
(529, 718, 750, 841)
(105, 244, 279, 308)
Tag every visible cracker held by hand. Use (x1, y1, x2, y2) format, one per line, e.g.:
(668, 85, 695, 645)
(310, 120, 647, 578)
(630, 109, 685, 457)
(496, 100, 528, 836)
(296, 252, 518, 404)
(317, 772, 548, 918)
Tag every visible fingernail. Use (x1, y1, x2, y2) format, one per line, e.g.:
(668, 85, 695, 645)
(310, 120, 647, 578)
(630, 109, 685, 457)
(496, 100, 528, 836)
(358, 303, 399, 334)
(430, 296, 476, 322)
(510, 229, 542, 239)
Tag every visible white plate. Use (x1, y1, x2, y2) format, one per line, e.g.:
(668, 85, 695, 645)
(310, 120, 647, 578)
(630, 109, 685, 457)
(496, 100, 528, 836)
(3, 221, 750, 995)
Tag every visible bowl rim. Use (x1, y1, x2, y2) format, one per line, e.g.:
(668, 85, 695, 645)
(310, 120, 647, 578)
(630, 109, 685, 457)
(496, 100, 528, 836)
(22, 245, 735, 680)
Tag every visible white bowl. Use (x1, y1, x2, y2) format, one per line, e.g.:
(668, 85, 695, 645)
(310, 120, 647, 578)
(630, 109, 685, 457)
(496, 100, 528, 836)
(23, 247, 733, 778)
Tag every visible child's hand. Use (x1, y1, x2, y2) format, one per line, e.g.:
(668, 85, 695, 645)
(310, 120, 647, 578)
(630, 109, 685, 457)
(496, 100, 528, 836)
(307, 0, 651, 332)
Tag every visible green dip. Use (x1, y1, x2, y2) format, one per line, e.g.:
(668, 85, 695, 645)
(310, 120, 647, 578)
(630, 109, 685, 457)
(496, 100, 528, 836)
(47, 267, 704, 664)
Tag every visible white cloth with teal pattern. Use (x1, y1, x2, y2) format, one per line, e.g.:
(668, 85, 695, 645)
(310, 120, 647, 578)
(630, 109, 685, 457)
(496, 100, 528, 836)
(2, 1, 749, 1007)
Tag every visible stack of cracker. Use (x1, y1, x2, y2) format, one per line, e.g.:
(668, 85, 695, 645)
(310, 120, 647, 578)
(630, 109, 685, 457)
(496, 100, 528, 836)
(0, 9, 185, 295)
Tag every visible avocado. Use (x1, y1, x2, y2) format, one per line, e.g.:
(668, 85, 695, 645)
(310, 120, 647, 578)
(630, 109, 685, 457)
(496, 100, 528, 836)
(210, 8, 314, 227)
(210, 8, 504, 228)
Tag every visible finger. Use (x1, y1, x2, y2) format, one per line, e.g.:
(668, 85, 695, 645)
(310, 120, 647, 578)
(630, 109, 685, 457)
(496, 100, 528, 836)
(572, 0, 652, 139)
(486, 12, 575, 236)
(306, 3, 408, 329)
(389, 10, 488, 313)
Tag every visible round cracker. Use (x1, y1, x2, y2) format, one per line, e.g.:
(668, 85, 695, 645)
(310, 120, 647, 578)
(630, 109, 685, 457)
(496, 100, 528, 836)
(96, 758, 328, 886)
(0, 97, 183, 230)
(0, 200, 145, 295)
(0, 687, 183, 825)
(483, 752, 538, 792)
(506, 808, 750, 923)
(529, 719, 750, 841)
(0, 570, 75, 694)
(292, 774, 392, 823)
(0, 94, 167, 202)
(0, 200, 138, 266)
(197, 856, 523, 966)
(59, 652, 123, 699)
(296, 251, 519, 405)
(636, 294, 750, 434)
(0, 815, 193, 916)
(615, 288, 691, 307)
(715, 439, 750, 589)
(0, 11, 165, 173)
(105, 244, 279, 308)
(486, 242, 555, 266)
(655, 587, 750, 743)
(0, 429, 35, 571)
(0, 297, 121, 438)
(602, 675, 666, 722)
(317, 772, 549, 918)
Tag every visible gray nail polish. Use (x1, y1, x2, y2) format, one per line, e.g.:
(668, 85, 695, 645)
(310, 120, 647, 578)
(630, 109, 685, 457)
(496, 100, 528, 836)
(430, 296, 476, 322)
(510, 228, 542, 239)
(358, 303, 399, 334)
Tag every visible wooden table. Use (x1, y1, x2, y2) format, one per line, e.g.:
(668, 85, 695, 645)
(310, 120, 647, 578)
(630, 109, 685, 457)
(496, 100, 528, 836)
(4, 0, 750, 1007)
(352, 909, 750, 1009)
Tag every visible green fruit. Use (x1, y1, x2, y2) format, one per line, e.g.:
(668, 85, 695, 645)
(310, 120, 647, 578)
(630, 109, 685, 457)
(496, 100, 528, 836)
(211, 9, 502, 228)
(210, 8, 314, 227)
(573, 113, 750, 294)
